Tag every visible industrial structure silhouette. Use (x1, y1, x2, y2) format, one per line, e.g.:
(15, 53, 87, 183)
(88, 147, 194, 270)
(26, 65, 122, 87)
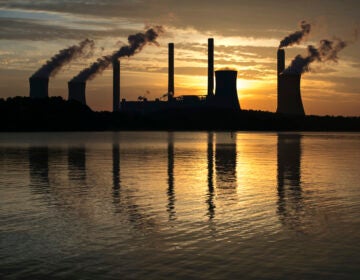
(29, 38, 307, 116)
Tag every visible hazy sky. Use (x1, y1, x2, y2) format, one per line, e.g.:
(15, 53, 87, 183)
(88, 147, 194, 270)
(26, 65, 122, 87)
(0, 0, 359, 115)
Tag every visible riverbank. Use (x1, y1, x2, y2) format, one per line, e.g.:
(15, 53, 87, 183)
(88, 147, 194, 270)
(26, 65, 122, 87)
(1, 96, 359, 131)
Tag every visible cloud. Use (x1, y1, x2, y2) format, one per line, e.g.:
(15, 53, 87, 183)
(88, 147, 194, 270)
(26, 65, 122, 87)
(2, 0, 360, 40)
(0, 17, 139, 40)
(305, 75, 360, 95)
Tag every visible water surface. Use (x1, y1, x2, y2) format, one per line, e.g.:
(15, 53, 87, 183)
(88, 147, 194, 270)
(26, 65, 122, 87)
(1, 132, 360, 279)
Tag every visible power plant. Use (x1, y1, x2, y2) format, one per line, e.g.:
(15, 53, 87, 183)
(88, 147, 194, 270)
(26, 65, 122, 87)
(28, 37, 312, 116)
(27, 39, 303, 115)
(25, 19, 352, 119)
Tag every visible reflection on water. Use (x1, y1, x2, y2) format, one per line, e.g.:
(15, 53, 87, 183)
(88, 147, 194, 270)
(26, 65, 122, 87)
(68, 146, 86, 182)
(112, 141, 120, 204)
(207, 132, 215, 220)
(277, 133, 304, 231)
(1, 131, 360, 279)
(167, 132, 176, 220)
(29, 147, 49, 187)
(215, 133, 237, 190)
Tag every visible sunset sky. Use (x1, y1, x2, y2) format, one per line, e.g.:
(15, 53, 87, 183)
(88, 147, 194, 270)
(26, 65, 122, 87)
(0, 0, 359, 116)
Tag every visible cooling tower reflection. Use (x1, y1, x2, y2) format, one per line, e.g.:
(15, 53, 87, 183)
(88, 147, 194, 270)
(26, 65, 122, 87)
(29, 146, 49, 187)
(68, 146, 86, 182)
(215, 133, 237, 190)
(277, 133, 304, 231)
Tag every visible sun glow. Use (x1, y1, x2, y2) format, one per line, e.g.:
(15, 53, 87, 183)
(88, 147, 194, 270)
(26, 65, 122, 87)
(237, 78, 256, 91)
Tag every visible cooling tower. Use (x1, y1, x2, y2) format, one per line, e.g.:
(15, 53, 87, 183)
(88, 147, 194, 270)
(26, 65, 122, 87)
(113, 59, 120, 112)
(277, 73, 305, 116)
(68, 81, 86, 105)
(29, 77, 49, 98)
(276, 49, 305, 116)
(168, 43, 174, 101)
(214, 70, 241, 111)
(208, 38, 214, 97)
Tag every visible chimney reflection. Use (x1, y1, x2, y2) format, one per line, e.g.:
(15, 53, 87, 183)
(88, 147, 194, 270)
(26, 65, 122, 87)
(68, 146, 86, 182)
(277, 133, 303, 230)
(29, 147, 49, 187)
(167, 132, 176, 220)
(111, 134, 155, 229)
(112, 142, 120, 203)
(207, 132, 215, 219)
(215, 133, 237, 190)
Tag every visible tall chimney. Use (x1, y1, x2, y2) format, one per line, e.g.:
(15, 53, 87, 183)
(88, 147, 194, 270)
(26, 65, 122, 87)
(277, 49, 285, 75)
(29, 77, 49, 98)
(277, 49, 285, 114)
(208, 38, 214, 97)
(214, 70, 241, 111)
(168, 43, 174, 101)
(113, 59, 120, 112)
(68, 81, 86, 105)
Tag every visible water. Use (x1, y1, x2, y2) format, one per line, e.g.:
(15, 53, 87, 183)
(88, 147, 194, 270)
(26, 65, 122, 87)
(0, 131, 360, 279)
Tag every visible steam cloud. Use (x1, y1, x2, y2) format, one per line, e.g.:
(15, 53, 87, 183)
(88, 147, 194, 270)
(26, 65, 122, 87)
(279, 20, 311, 49)
(284, 38, 347, 74)
(31, 39, 95, 78)
(70, 26, 164, 82)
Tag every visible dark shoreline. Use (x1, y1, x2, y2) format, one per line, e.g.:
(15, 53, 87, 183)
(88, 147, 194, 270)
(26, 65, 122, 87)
(1, 96, 359, 132)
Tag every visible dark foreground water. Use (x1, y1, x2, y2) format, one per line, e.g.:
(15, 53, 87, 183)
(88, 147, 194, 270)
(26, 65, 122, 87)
(0, 132, 360, 279)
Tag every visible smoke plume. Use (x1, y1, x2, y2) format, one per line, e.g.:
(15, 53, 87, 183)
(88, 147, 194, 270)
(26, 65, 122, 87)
(70, 26, 164, 82)
(31, 39, 95, 78)
(284, 38, 347, 74)
(279, 20, 311, 49)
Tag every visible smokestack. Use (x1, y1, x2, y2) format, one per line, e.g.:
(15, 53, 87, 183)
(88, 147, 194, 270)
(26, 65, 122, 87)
(29, 77, 49, 98)
(68, 81, 86, 105)
(168, 42, 174, 101)
(277, 49, 285, 113)
(214, 70, 241, 111)
(113, 59, 120, 112)
(208, 38, 214, 97)
(277, 49, 285, 75)
(277, 73, 305, 116)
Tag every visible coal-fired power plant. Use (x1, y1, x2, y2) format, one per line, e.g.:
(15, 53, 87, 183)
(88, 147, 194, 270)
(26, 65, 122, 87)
(214, 70, 240, 111)
(29, 77, 49, 99)
(68, 81, 86, 105)
(24, 20, 351, 120)
(113, 59, 120, 112)
(276, 49, 305, 116)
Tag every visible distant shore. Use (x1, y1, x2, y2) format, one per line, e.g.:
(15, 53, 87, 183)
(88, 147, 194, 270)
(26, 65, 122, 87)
(1, 96, 359, 132)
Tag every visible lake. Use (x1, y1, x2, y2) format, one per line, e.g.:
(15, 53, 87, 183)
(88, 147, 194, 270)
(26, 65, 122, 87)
(1, 131, 360, 279)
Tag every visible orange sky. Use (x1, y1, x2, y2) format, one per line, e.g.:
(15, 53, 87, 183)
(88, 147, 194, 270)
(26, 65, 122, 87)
(0, 1, 359, 116)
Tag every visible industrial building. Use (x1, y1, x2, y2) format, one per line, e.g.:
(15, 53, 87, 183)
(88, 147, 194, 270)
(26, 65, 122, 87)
(120, 38, 241, 113)
(29, 38, 307, 116)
